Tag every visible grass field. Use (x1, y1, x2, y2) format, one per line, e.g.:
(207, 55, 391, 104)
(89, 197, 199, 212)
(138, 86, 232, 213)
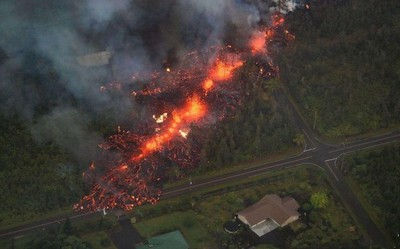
(82, 231, 117, 249)
(133, 164, 362, 249)
(134, 211, 212, 249)
(1, 164, 363, 249)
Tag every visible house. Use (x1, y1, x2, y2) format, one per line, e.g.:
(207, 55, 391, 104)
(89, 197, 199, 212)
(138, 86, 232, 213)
(237, 194, 300, 237)
(136, 230, 189, 249)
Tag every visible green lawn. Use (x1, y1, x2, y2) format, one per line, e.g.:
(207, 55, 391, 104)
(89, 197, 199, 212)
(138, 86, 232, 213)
(0, 231, 41, 249)
(0, 164, 364, 249)
(132, 165, 362, 249)
(134, 211, 212, 249)
(82, 231, 116, 249)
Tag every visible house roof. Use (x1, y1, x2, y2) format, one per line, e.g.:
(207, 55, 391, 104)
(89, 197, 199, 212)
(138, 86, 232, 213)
(136, 230, 189, 249)
(237, 194, 300, 226)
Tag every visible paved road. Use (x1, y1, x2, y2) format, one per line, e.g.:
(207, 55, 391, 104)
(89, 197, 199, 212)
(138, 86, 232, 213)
(1, 130, 398, 244)
(277, 86, 397, 248)
(1, 82, 398, 248)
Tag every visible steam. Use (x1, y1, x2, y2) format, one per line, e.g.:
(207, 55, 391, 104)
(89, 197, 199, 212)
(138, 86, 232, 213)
(0, 0, 266, 163)
(84, 0, 131, 26)
(31, 107, 102, 163)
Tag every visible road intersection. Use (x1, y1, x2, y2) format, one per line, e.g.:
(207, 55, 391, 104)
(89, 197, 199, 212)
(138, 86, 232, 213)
(1, 86, 399, 248)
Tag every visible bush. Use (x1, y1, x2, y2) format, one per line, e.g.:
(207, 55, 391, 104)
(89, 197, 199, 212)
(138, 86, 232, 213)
(310, 192, 328, 209)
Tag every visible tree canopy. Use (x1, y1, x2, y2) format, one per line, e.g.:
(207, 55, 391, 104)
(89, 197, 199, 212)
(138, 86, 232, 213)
(278, 0, 400, 138)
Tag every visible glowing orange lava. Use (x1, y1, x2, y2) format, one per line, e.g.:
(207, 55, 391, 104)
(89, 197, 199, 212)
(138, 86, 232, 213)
(272, 15, 285, 26)
(249, 31, 266, 54)
(201, 56, 243, 91)
(76, 12, 291, 212)
(210, 58, 244, 81)
(202, 79, 214, 91)
(132, 95, 206, 161)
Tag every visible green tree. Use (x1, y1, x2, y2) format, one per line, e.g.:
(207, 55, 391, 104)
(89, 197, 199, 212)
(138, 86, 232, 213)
(293, 133, 305, 147)
(310, 191, 328, 209)
(62, 218, 73, 235)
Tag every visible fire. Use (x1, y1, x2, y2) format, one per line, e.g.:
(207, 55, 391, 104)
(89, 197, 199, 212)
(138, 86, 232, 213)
(180, 95, 207, 121)
(201, 55, 243, 91)
(119, 164, 128, 171)
(132, 95, 206, 161)
(265, 29, 275, 41)
(249, 31, 266, 54)
(272, 14, 285, 26)
(209, 58, 243, 82)
(153, 113, 168, 124)
(179, 129, 189, 139)
(131, 87, 162, 97)
(75, 12, 293, 212)
(202, 79, 214, 91)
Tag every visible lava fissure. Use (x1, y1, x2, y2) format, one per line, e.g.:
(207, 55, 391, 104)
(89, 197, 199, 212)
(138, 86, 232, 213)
(75, 13, 291, 212)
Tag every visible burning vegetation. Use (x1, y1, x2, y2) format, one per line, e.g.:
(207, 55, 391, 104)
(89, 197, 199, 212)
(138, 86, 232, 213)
(74, 13, 293, 212)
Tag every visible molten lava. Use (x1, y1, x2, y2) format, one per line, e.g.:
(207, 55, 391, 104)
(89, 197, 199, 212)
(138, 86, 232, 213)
(202, 79, 214, 91)
(209, 58, 244, 81)
(249, 31, 266, 54)
(75, 13, 291, 212)
(133, 95, 206, 161)
(201, 55, 244, 92)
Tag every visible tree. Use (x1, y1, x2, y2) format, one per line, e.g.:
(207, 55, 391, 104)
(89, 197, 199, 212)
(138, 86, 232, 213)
(62, 218, 73, 235)
(310, 191, 328, 209)
(293, 133, 305, 147)
(266, 78, 280, 93)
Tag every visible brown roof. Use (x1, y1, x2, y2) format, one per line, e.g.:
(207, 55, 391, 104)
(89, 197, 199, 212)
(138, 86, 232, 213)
(237, 194, 300, 226)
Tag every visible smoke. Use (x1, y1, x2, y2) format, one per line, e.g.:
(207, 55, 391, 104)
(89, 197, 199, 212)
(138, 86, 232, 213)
(31, 107, 103, 164)
(84, 0, 131, 26)
(0, 0, 266, 163)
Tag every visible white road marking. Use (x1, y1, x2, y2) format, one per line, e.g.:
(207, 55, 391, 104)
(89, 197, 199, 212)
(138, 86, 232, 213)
(324, 160, 339, 181)
(0, 212, 97, 238)
(303, 147, 317, 152)
(329, 134, 400, 153)
(164, 156, 312, 195)
(302, 129, 316, 147)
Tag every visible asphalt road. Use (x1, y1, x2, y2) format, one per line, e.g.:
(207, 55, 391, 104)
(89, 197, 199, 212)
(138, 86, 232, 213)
(1, 130, 398, 244)
(1, 83, 399, 247)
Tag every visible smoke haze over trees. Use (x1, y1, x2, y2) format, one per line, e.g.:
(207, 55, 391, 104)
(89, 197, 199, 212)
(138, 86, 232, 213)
(0, 0, 270, 162)
(0, 0, 289, 225)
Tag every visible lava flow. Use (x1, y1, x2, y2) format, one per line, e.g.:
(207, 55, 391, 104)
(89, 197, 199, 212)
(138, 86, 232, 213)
(202, 55, 244, 92)
(75, 13, 291, 212)
(132, 95, 207, 161)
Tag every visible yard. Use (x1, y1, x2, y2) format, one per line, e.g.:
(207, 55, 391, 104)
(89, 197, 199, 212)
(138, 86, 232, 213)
(132, 165, 363, 249)
(0, 165, 365, 249)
